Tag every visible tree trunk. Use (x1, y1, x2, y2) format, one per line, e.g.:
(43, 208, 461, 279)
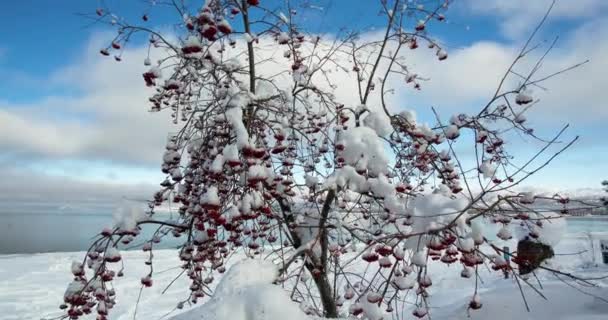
(315, 190, 338, 317)
(277, 192, 339, 317)
(307, 263, 338, 318)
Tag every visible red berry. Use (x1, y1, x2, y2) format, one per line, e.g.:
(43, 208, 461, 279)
(141, 276, 153, 287)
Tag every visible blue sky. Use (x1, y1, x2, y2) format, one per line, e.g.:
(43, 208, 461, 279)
(1, 0, 607, 211)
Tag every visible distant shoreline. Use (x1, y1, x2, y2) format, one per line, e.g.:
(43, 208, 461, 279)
(566, 215, 608, 220)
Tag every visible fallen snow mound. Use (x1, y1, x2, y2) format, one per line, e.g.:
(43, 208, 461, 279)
(170, 259, 310, 320)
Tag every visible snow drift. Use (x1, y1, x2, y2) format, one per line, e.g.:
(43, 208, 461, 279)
(170, 259, 310, 320)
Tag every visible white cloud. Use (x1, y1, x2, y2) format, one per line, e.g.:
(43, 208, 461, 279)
(0, 166, 155, 212)
(0, 36, 178, 166)
(0, 107, 87, 156)
(1, 16, 606, 191)
(402, 41, 516, 105)
(0, 31, 408, 167)
(400, 17, 608, 123)
(465, 0, 608, 39)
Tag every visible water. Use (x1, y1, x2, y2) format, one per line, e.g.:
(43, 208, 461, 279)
(1, 212, 607, 254)
(565, 217, 608, 233)
(0, 212, 184, 254)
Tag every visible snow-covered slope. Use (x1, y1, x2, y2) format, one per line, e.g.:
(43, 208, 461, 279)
(170, 259, 310, 320)
(1, 232, 607, 320)
(434, 282, 608, 320)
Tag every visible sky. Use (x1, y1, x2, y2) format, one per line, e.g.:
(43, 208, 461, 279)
(1, 0, 607, 215)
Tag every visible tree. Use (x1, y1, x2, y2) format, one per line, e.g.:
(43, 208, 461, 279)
(60, 1, 598, 319)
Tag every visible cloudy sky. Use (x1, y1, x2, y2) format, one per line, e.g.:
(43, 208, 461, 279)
(1, 0, 607, 214)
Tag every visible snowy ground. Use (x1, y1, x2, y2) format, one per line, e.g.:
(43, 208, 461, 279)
(425, 231, 608, 319)
(1, 231, 608, 320)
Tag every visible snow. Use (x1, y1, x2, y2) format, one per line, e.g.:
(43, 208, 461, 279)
(457, 237, 475, 252)
(1, 225, 608, 320)
(277, 32, 290, 44)
(104, 246, 121, 260)
(520, 191, 536, 204)
(222, 144, 240, 164)
(479, 160, 497, 180)
(398, 109, 417, 124)
(247, 165, 268, 182)
(183, 35, 202, 49)
(497, 225, 513, 240)
(217, 19, 232, 33)
(437, 49, 448, 60)
(433, 283, 608, 320)
(171, 259, 309, 320)
(224, 58, 242, 72)
(244, 33, 254, 43)
(64, 280, 86, 302)
(493, 255, 508, 267)
(147, 66, 162, 78)
(362, 108, 392, 137)
(516, 90, 534, 105)
(361, 296, 384, 320)
(412, 250, 427, 266)
(70, 261, 84, 275)
(304, 174, 319, 188)
(279, 12, 289, 24)
(340, 127, 389, 176)
(200, 186, 220, 207)
(324, 165, 369, 193)
(113, 203, 146, 232)
(406, 186, 469, 238)
(368, 174, 396, 199)
(445, 124, 460, 139)
(515, 211, 567, 246)
(536, 212, 567, 246)
(224, 93, 250, 148)
(210, 154, 225, 173)
(392, 275, 415, 290)
(164, 79, 183, 90)
(253, 80, 277, 100)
